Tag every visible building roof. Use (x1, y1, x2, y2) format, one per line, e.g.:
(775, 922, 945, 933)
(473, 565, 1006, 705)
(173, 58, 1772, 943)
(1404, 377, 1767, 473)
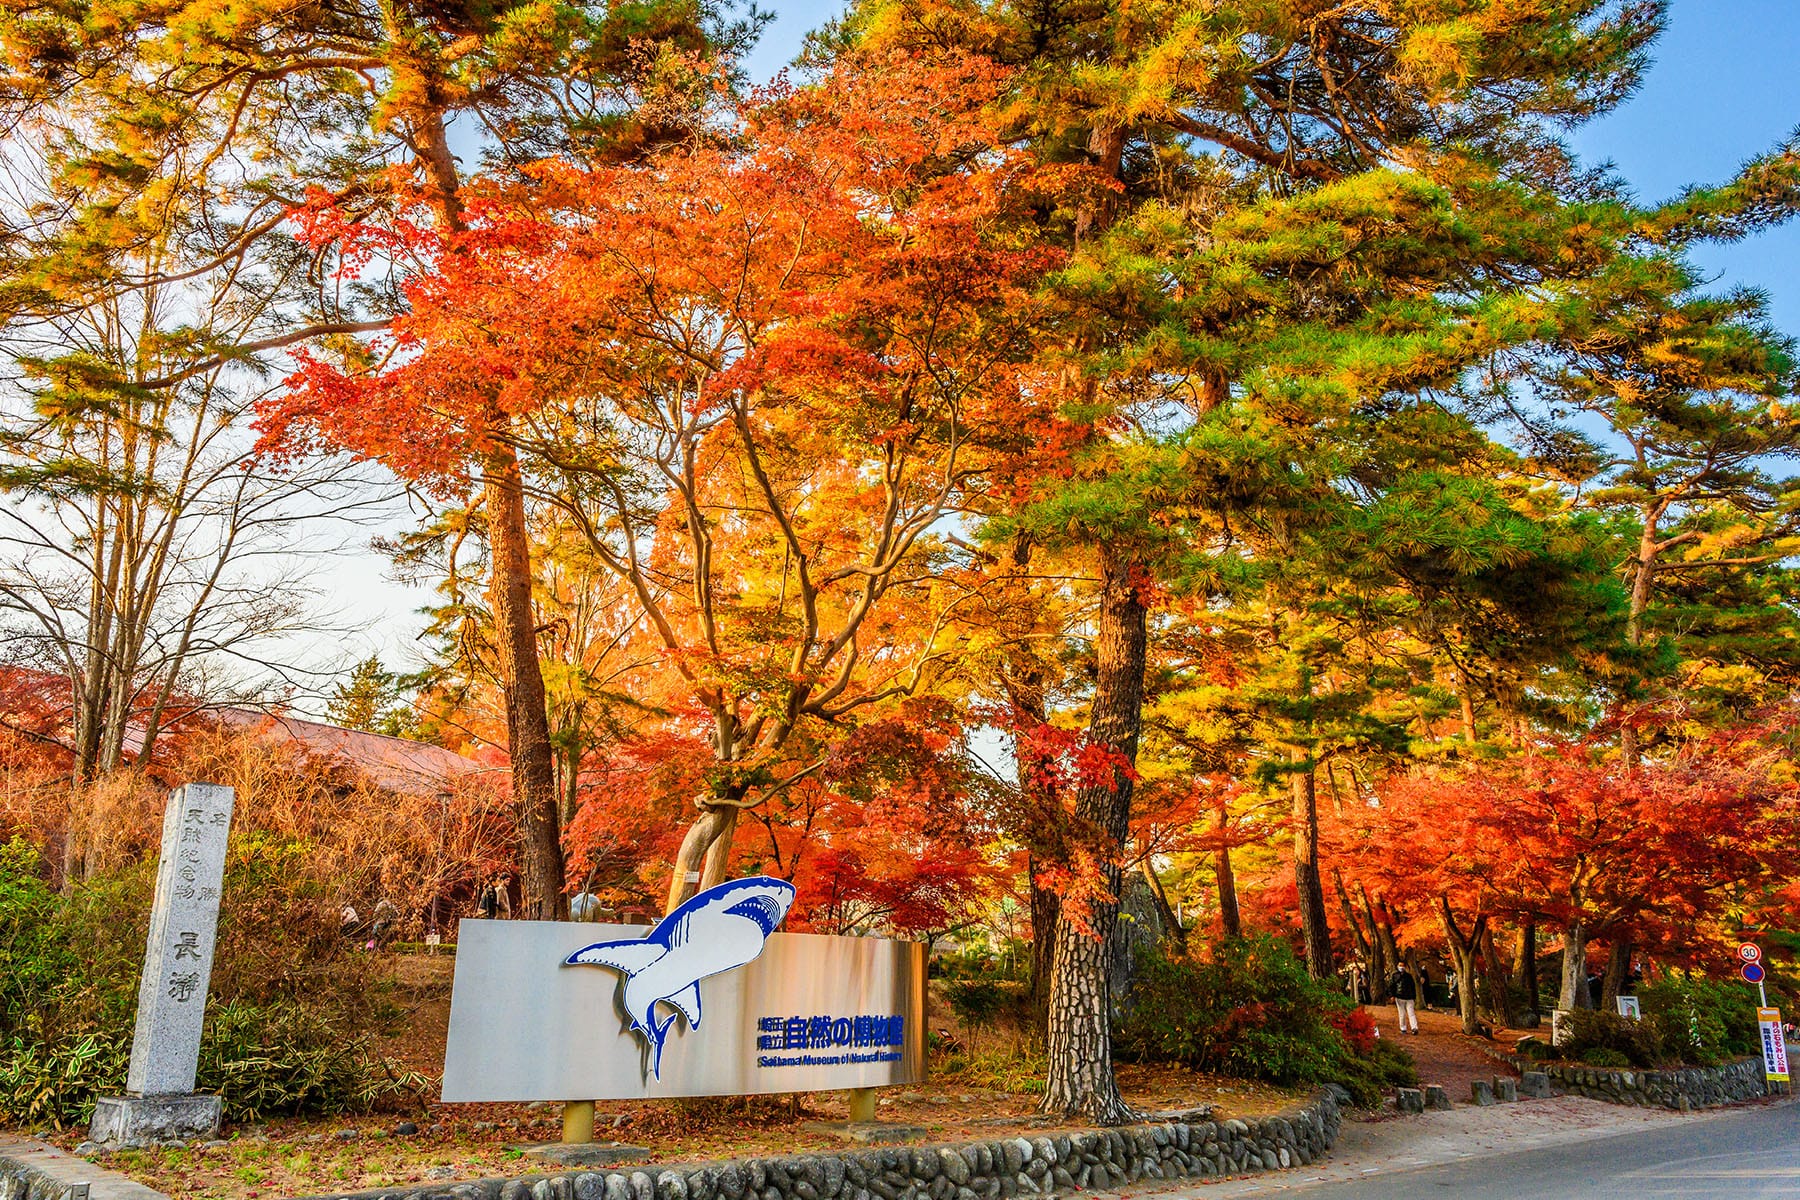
(210, 709, 490, 797)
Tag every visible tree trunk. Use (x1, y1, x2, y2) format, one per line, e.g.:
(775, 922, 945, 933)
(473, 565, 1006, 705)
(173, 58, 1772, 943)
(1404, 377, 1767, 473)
(1140, 859, 1185, 954)
(1029, 856, 1061, 1033)
(1292, 759, 1333, 978)
(1359, 884, 1391, 1002)
(1600, 935, 1633, 1013)
(1479, 923, 1515, 1028)
(483, 441, 566, 920)
(1558, 920, 1592, 1011)
(1435, 895, 1484, 1035)
(1621, 502, 1664, 770)
(665, 801, 740, 912)
(1041, 547, 1145, 1124)
(1004, 545, 1063, 1039)
(1333, 867, 1372, 999)
(1215, 846, 1241, 939)
(1516, 918, 1538, 1019)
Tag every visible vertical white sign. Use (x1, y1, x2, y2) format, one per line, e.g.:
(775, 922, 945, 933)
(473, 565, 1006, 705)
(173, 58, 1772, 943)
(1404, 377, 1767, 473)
(126, 783, 235, 1095)
(1758, 1007, 1789, 1083)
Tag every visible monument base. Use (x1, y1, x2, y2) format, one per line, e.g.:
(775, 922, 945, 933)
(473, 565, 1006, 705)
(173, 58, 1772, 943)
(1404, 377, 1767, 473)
(90, 1093, 222, 1147)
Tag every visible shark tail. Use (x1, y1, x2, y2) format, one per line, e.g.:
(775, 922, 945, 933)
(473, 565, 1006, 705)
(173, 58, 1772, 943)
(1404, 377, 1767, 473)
(647, 1007, 680, 1079)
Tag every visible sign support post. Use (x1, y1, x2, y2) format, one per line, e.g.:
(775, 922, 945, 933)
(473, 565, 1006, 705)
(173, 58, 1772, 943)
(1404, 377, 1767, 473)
(1740, 943, 1787, 1096)
(562, 1100, 595, 1144)
(847, 1087, 878, 1124)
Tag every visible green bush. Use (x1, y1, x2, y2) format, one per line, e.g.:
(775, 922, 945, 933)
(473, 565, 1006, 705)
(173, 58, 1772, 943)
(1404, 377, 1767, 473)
(929, 1042, 1047, 1095)
(1638, 975, 1766, 1066)
(0, 838, 424, 1129)
(944, 979, 1013, 1030)
(199, 1003, 429, 1122)
(1514, 1036, 1555, 1061)
(1559, 1010, 1669, 1069)
(1116, 936, 1410, 1105)
(0, 1032, 131, 1130)
(1579, 1047, 1631, 1068)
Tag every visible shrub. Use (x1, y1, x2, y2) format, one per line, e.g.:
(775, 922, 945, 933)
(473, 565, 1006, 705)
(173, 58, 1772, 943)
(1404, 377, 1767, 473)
(1559, 1010, 1669, 1069)
(1580, 1047, 1631, 1067)
(929, 1041, 1047, 1095)
(1514, 1035, 1555, 1061)
(0, 1032, 130, 1130)
(199, 1002, 430, 1122)
(944, 979, 1012, 1029)
(1116, 936, 1411, 1105)
(1638, 975, 1767, 1065)
(0, 839, 424, 1128)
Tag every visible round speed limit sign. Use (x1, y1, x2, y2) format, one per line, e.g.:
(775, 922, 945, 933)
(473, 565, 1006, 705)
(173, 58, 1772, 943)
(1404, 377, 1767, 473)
(1739, 942, 1762, 964)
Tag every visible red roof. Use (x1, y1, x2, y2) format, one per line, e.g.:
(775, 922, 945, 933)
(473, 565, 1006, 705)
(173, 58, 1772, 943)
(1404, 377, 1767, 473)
(210, 710, 491, 797)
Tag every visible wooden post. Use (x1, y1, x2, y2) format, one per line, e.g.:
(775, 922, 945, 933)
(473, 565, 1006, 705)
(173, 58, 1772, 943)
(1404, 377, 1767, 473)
(562, 1100, 595, 1144)
(847, 1087, 878, 1123)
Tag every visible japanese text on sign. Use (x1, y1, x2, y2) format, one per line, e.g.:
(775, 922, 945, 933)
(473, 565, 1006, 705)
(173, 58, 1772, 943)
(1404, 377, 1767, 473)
(754, 1014, 905, 1068)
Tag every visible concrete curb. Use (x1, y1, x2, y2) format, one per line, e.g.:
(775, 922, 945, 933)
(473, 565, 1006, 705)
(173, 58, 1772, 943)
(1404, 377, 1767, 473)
(0, 1135, 169, 1200)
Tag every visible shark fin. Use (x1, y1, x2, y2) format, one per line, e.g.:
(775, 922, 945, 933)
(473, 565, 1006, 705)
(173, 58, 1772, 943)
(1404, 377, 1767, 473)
(566, 938, 665, 973)
(661, 981, 704, 1029)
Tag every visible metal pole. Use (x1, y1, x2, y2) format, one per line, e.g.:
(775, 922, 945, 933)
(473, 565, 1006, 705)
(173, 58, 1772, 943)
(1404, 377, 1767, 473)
(1760, 980, 1769, 1008)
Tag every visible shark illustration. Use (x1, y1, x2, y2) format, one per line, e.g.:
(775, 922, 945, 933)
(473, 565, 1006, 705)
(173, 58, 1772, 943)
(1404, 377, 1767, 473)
(564, 875, 797, 1079)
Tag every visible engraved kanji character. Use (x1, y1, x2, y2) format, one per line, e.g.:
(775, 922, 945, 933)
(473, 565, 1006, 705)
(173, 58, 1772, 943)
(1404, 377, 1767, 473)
(180, 827, 202, 844)
(178, 847, 201, 864)
(179, 866, 196, 883)
(168, 972, 200, 1002)
(211, 812, 228, 826)
(199, 886, 218, 901)
(174, 931, 201, 960)
(175, 885, 196, 900)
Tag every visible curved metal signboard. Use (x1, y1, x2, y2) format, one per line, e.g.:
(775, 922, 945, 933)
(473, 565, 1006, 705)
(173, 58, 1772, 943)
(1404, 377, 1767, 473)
(440, 876, 926, 1102)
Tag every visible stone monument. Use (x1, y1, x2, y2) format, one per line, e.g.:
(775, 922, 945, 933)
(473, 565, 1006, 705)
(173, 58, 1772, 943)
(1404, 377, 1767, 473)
(90, 783, 235, 1147)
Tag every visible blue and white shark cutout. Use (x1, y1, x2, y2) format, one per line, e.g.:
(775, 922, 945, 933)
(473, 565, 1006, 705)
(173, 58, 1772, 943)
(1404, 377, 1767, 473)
(564, 875, 797, 1080)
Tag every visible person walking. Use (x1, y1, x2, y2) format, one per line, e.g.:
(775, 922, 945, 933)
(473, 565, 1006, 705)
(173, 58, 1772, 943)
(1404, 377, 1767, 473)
(1389, 965, 1420, 1034)
(476, 878, 498, 919)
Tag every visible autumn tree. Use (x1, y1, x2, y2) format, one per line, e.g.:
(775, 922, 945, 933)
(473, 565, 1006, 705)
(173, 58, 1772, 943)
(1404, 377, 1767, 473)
(2, 0, 764, 920)
(268, 55, 1070, 916)
(830, 0, 1800, 1119)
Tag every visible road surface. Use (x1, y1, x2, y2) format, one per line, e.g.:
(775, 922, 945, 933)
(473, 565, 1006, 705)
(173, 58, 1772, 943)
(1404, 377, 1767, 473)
(1150, 1097, 1798, 1199)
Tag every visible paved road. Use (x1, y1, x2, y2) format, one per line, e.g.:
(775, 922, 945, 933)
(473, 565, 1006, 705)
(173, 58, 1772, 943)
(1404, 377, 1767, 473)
(1158, 1099, 1799, 1199)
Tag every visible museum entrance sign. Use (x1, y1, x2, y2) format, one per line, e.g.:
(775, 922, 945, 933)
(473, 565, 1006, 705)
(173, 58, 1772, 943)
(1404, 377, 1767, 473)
(441, 892, 925, 1101)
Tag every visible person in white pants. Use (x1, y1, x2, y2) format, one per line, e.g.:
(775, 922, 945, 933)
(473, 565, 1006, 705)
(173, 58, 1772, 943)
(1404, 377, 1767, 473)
(1389, 967, 1420, 1034)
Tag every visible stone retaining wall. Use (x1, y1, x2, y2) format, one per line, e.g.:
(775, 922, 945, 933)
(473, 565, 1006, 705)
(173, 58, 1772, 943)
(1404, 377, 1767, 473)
(298, 1089, 1346, 1200)
(1478, 1043, 1768, 1111)
(1532, 1057, 1767, 1110)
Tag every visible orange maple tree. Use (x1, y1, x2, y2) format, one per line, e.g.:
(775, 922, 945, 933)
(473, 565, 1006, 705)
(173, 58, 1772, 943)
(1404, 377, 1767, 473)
(265, 52, 1083, 914)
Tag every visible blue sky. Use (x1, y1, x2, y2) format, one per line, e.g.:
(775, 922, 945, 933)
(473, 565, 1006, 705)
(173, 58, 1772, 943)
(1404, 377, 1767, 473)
(311, 0, 1800, 707)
